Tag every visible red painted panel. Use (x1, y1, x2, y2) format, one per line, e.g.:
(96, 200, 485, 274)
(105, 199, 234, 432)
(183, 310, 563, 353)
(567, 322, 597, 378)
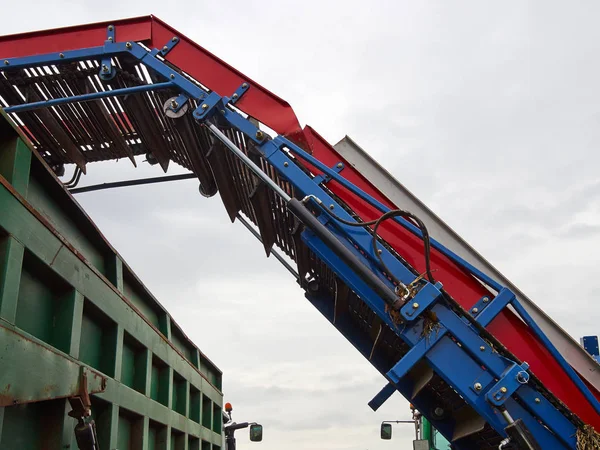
(0, 16, 152, 59)
(150, 17, 303, 139)
(301, 125, 600, 430)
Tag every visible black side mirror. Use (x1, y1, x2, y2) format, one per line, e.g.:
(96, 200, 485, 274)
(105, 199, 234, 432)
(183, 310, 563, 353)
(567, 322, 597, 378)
(380, 423, 392, 440)
(250, 424, 263, 442)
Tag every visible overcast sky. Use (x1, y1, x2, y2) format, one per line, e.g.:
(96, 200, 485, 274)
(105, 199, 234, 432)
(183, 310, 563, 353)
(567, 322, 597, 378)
(5, 2, 600, 449)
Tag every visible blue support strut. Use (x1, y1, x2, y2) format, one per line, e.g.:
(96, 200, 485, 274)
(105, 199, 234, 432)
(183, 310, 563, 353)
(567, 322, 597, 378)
(4, 82, 176, 114)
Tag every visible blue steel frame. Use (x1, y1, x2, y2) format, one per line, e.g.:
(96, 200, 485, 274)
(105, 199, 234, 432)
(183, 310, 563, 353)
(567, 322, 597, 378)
(0, 25, 594, 449)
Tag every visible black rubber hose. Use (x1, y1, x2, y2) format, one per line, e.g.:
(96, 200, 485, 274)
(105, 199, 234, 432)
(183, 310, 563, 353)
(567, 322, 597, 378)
(287, 198, 401, 309)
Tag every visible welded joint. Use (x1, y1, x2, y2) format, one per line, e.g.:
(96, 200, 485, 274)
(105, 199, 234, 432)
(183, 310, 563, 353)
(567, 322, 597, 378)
(313, 161, 345, 185)
(486, 362, 530, 406)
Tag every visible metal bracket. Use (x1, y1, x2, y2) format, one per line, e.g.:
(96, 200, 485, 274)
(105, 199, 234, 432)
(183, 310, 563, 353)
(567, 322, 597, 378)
(229, 82, 250, 105)
(313, 162, 345, 185)
(486, 362, 530, 406)
(159, 36, 180, 57)
(369, 382, 397, 411)
(400, 282, 443, 321)
(99, 25, 116, 80)
(164, 93, 190, 118)
(470, 288, 515, 327)
(192, 92, 222, 121)
(68, 367, 94, 419)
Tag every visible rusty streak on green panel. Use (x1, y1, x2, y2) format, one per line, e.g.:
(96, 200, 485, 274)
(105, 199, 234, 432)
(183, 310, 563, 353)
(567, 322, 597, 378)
(0, 173, 222, 402)
(0, 235, 24, 324)
(0, 324, 106, 406)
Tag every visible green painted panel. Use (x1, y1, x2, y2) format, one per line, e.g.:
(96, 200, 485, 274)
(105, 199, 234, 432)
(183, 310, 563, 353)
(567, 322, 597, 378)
(151, 364, 160, 402)
(201, 441, 211, 450)
(172, 327, 192, 361)
(148, 424, 157, 450)
(0, 233, 24, 324)
(118, 414, 133, 450)
(0, 129, 224, 447)
(0, 399, 66, 450)
(190, 387, 201, 423)
(212, 404, 221, 434)
(171, 429, 186, 450)
(0, 136, 31, 196)
(189, 436, 200, 450)
(26, 170, 107, 275)
(202, 395, 212, 430)
(123, 270, 160, 328)
(0, 182, 222, 397)
(122, 342, 136, 389)
(79, 302, 117, 377)
(0, 324, 105, 406)
(173, 375, 188, 417)
(15, 268, 54, 345)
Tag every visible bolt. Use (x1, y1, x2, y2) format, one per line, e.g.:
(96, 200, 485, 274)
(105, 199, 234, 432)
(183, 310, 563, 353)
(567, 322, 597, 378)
(480, 346, 485, 351)
(232, 93, 239, 99)
(59, 53, 65, 58)
(170, 100, 178, 109)
(242, 83, 248, 88)
(170, 74, 175, 79)
(472, 307, 479, 314)
(108, 25, 114, 31)
(535, 398, 541, 404)
(4, 60, 9, 65)
(336, 162, 343, 169)
(377, 249, 382, 255)
(102, 65, 109, 73)
(172, 37, 178, 42)
(201, 103, 209, 110)
(412, 302, 419, 309)
(483, 297, 489, 303)
(500, 387, 507, 394)
(283, 162, 289, 167)
(329, 204, 335, 210)
(256, 130, 264, 140)
(126, 42, 132, 49)
(108, 36, 113, 42)
(474, 383, 482, 391)
(163, 46, 168, 52)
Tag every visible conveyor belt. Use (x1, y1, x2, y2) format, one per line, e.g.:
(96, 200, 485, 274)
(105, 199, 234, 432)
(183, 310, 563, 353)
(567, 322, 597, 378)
(1, 17, 599, 449)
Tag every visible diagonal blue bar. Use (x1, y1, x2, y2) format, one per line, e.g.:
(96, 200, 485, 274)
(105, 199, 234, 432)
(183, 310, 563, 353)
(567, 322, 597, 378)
(368, 383, 397, 411)
(387, 328, 447, 384)
(474, 288, 515, 327)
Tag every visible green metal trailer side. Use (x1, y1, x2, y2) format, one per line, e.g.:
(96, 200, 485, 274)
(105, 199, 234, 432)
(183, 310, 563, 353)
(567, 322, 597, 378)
(0, 118, 224, 450)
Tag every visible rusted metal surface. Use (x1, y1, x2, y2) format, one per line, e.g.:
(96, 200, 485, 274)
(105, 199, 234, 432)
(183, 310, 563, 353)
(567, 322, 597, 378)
(0, 324, 106, 407)
(0, 173, 222, 393)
